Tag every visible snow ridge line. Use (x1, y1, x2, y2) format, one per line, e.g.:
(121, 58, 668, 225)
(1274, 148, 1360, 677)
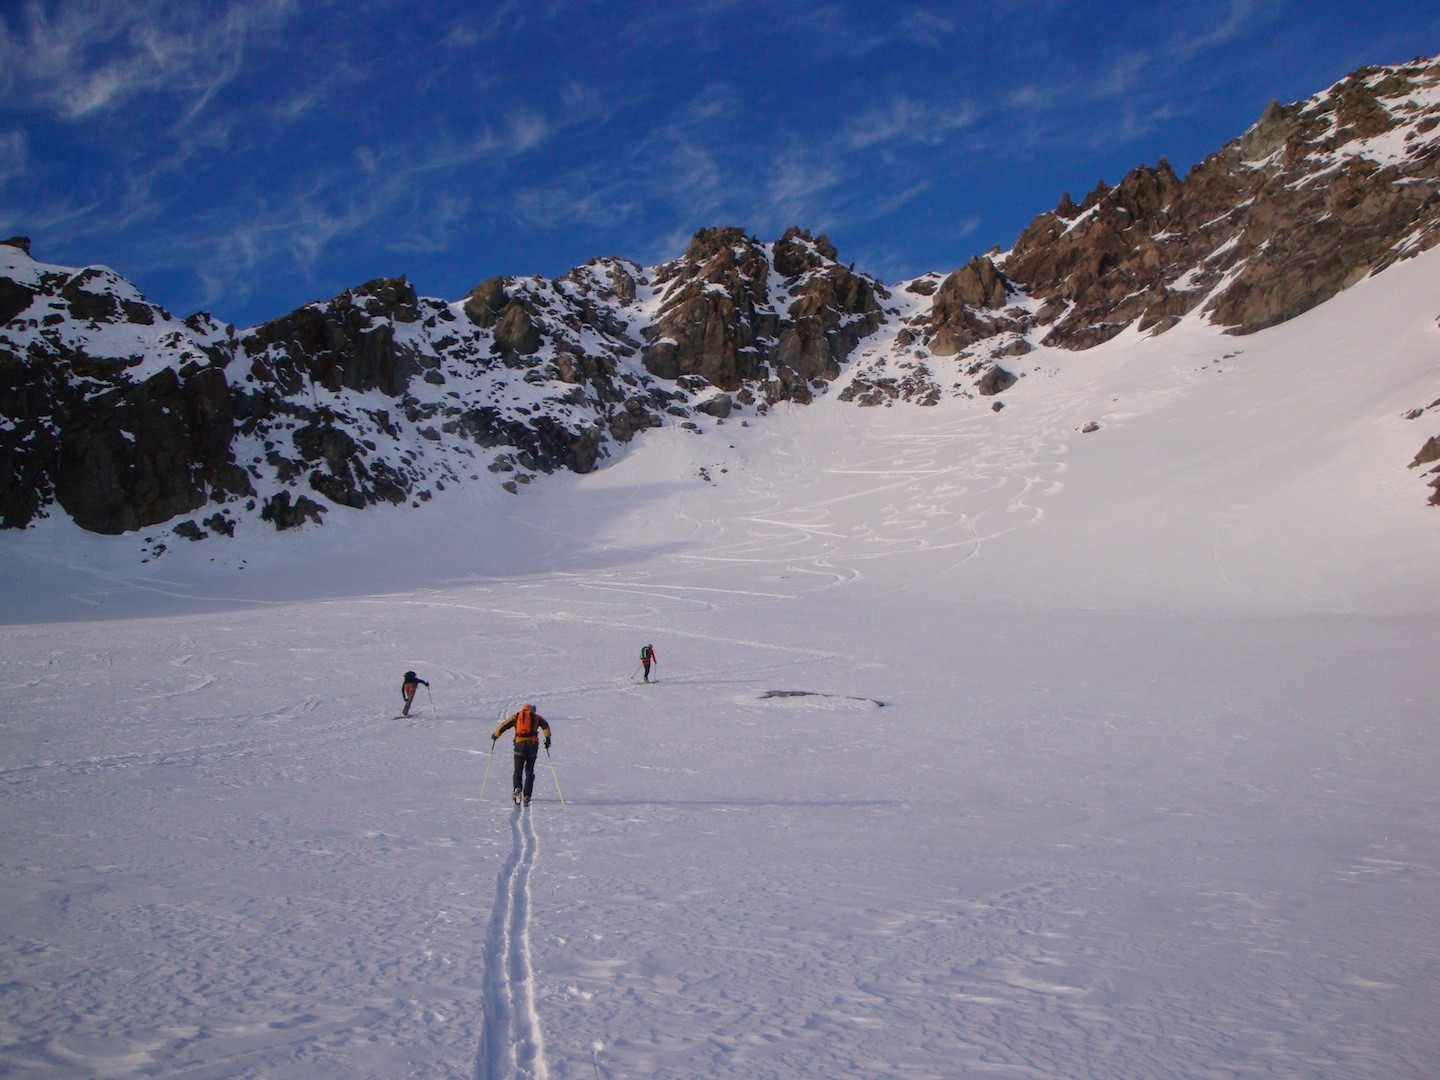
(476, 809, 548, 1080)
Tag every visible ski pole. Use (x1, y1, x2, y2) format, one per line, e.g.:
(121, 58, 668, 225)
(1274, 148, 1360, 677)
(632, 664, 643, 681)
(426, 684, 433, 707)
(479, 739, 496, 802)
(545, 745, 565, 807)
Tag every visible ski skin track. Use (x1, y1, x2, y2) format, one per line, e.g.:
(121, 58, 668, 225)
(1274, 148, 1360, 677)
(477, 807, 548, 1080)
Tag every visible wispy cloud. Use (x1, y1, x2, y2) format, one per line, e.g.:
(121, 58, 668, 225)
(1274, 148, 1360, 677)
(385, 193, 473, 257)
(507, 111, 550, 153)
(436, 0, 610, 51)
(764, 147, 843, 226)
(765, 1, 964, 58)
(865, 179, 935, 221)
(845, 96, 978, 150)
(510, 134, 724, 238)
(1087, 0, 1283, 102)
(970, 0, 1284, 167)
(508, 71, 970, 265)
(898, 9, 957, 39)
(0, 186, 108, 246)
(509, 87, 737, 236)
(855, 213, 979, 283)
(0, 0, 300, 122)
(174, 184, 409, 318)
(5, 0, 1424, 327)
(0, 128, 27, 186)
(176, 117, 556, 312)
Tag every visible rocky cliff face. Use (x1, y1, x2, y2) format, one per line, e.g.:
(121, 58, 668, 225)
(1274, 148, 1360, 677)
(0, 227, 892, 538)
(4, 55, 1439, 540)
(1004, 59, 1440, 346)
(0, 237, 251, 534)
(643, 226, 885, 405)
(839, 54, 1440, 408)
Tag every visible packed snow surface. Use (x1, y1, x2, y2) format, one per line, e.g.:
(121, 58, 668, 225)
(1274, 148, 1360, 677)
(2, 250, 1439, 1077)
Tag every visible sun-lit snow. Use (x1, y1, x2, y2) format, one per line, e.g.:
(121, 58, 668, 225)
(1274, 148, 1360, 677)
(1, 245, 1438, 1077)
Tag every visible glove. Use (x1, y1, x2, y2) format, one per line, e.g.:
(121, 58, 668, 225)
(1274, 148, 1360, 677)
(491, 733, 498, 743)
(544, 737, 551, 749)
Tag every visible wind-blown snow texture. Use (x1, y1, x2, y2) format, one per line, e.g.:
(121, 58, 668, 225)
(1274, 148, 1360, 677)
(3, 239, 1440, 1074)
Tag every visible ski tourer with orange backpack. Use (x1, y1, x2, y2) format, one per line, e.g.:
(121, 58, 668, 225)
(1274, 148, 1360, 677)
(492, 704, 552, 806)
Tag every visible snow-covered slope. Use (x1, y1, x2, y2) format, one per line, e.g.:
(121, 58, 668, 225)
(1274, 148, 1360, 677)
(1, 249, 1437, 1080)
(6, 236, 1437, 621)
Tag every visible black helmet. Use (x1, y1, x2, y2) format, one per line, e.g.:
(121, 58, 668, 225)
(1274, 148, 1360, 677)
(405, 670, 417, 680)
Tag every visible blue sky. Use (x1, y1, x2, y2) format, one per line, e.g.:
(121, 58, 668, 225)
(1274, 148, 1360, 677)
(1, 1, 1436, 328)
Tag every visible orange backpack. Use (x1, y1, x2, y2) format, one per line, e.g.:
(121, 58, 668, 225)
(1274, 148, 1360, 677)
(515, 705, 536, 738)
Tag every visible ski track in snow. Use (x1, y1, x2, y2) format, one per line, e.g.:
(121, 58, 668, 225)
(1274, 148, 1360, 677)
(478, 810, 549, 1080)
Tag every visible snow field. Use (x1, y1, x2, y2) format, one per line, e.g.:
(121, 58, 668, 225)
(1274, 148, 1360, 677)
(7, 588, 1437, 1076)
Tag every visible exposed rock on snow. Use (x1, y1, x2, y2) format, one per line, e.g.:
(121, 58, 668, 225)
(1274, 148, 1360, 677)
(642, 226, 885, 405)
(975, 364, 1018, 397)
(1411, 433, 1440, 505)
(925, 256, 1020, 356)
(1002, 56, 1440, 343)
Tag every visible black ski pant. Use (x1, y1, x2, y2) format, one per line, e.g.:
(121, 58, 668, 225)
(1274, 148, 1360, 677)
(512, 741, 540, 798)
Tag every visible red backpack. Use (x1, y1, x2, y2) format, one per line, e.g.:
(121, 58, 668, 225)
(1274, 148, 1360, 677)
(515, 705, 536, 738)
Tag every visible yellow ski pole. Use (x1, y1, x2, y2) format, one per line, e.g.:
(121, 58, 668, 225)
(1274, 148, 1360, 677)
(545, 744, 565, 807)
(479, 739, 496, 802)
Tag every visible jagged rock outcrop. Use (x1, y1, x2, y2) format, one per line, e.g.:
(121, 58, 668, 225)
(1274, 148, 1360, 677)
(1411, 430, 1440, 505)
(0, 237, 250, 534)
(643, 227, 776, 389)
(927, 256, 1018, 355)
(845, 54, 1440, 452)
(837, 362, 943, 408)
(0, 356, 57, 528)
(1003, 159, 1185, 347)
(462, 277, 508, 329)
(243, 275, 423, 396)
(643, 226, 885, 404)
(997, 56, 1440, 346)
(51, 364, 243, 534)
(0, 238, 648, 534)
(223, 262, 647, 522)
(0, 227, 889, 536)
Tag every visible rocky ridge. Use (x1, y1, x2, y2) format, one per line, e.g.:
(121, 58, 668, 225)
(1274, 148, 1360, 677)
(0, 226, 893, 539)
(842, 54, 1440, 411)
(3, 55, 1440, 542)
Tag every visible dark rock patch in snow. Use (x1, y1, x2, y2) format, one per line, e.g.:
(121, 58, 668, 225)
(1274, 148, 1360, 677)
(760, 690, 885, 708)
